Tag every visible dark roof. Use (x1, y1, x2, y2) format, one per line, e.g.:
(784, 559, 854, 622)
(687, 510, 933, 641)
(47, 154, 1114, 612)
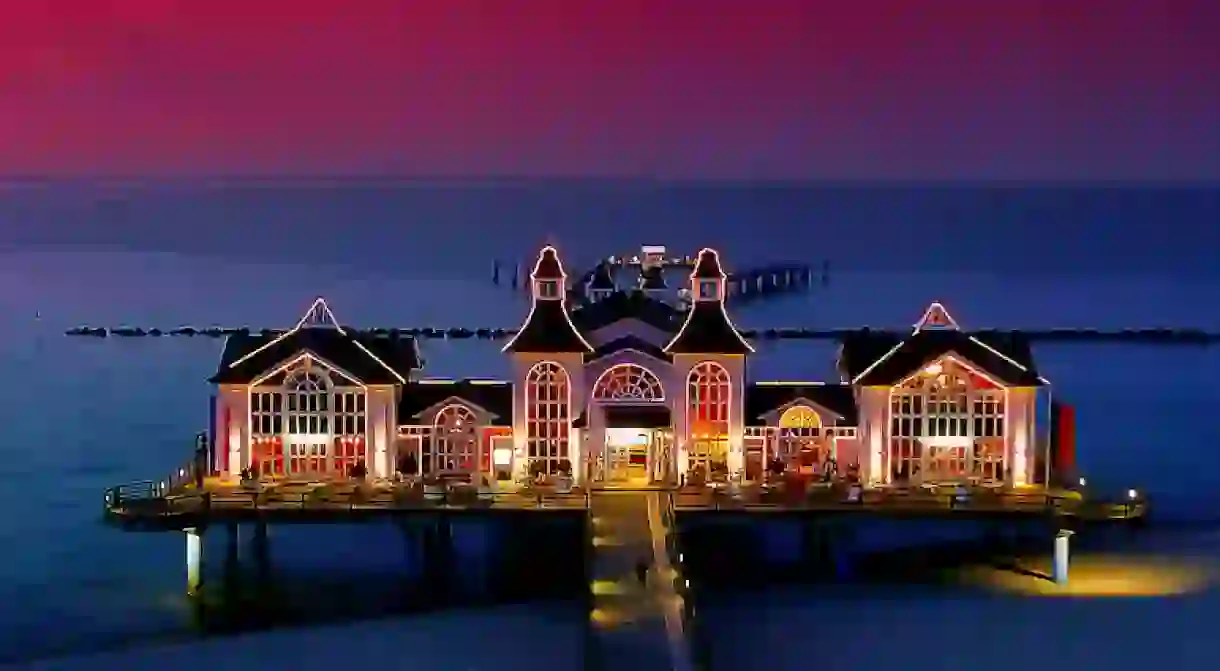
(569, 290, 684, 333)
(210, 328, 418, 384)
(745, 383, 859, 425)
(664, 302, 753, 355)
(588, 262, 616, 290)
(639, 265, 667, 291)
(532, 246, 564, 280)
(852, 329, 1043, 387)
(690, 248, 726, 279)
(502, 301, 592, 353)
(397, 380, 513, 426)
(585, 335, 672, 364)
(573, 404, 671, 429)
(837, 329, 904, 381)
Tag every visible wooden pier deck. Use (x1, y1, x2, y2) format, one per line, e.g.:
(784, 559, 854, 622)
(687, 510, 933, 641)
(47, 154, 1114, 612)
(104, 479, 590, 531)
(104, 476, 1144, 532)
(670, 484, 1147, 523)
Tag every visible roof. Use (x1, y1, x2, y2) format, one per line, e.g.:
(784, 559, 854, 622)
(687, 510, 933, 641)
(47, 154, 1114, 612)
(210, 299, 418, 385)
(588, 262, 616, 290)
(569, 290, 684, 333)
(690, 247, 726, 279)
(502, 301, 594, 353)
(837, 329, 904, 381)
(397, 380, 513, 426)
(639, 265, 667, 291)
(502, 246, 593, 354)
(664, 249, 754, 355)
(745, 383, 859, 425)
(663, 304, 753, 354)
(532, 246, 564, 280)
(211, 329, 419, 384)
(852, 328, 1043, 387)
(585, 335, 672, 363)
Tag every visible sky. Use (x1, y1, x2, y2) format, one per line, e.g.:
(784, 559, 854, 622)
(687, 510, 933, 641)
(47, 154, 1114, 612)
(1, 0, 1217, 181)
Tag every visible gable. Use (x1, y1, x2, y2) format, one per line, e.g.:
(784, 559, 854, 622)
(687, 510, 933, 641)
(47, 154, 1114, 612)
(569, 290, 683, 334)
(585, 335, 672, 364)
(852, 330, 1042, 387)
(398, 380, 514, 426)
(211, 328, 416, 385)
(745, 382, 858, 425)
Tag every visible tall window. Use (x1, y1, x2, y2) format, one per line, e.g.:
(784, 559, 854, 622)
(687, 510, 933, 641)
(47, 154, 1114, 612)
(431, 405, 479, 473)
(687, 362, 730, 478)
(249, 359, 367, 477)
(592, 364, 665, 402)
(888, 359, 1006, 484)
(778, 405, 828, 467)
(526, 362, 570, 476)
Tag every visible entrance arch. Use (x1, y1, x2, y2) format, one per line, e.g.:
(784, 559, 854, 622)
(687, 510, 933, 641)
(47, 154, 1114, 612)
(591, 364, 667, 485)
(592, 364, 665, 402)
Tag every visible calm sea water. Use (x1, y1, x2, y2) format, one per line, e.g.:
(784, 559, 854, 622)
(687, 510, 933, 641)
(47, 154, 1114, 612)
(2, 246, 1219, 666)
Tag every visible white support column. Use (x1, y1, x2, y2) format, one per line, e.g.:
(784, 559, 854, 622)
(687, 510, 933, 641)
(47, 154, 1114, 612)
(220, 386, 250, 477)
(186, 527, 204, 597)
(1053, 529, 1074, 585)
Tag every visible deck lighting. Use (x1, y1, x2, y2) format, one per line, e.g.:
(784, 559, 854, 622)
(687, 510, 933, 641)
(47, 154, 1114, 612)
(678, 553, 684, 563)
(1078, 477, 1087, 487)
(1128, 489, 1138, 500)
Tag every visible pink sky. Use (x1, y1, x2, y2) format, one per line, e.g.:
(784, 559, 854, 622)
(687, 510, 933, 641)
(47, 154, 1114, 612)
(0, 0, 1216, 180)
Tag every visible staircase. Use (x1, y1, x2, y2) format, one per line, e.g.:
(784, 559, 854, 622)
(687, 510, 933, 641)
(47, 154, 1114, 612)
(588, 491, 693, 671)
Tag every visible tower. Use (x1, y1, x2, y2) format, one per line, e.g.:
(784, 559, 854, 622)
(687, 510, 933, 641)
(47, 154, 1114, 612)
(665, 248, 753, 481)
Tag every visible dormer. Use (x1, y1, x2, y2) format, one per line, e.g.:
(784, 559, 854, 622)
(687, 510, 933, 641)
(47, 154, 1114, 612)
(586, 261, 617, 302)
(502, 246, 594, 354)
(638, 264, 668, 298)
(663, 248, 754, 355)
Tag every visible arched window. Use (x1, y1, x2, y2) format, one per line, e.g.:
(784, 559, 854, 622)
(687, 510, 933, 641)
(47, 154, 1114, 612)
(526, 362, 571, 476)
(778, 405, 828, 467)
(687, 362, 730, 479)
(249, 358, 366, 477)
(430, 405, 479, 474)
(284, 370, 331, 474)
(889, 358, 1006, 485)
(592, 364, 665, 402)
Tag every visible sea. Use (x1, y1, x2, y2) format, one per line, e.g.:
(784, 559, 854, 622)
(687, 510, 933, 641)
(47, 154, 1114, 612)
(1, 182, 1219, 670)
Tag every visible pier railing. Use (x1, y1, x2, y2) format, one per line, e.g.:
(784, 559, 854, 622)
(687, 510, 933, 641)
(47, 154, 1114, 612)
(104, 482, 591, 523)
(671, 486, 1147, 521)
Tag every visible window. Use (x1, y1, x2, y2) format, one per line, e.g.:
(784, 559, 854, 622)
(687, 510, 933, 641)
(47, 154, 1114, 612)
(687, 362, 730, 478)
(526, 362, 570, 476)
(538, 280, 559, 299)
(698, 279, 720, 300)
(888, 359, 1006, 484)
(430, 405, 479, 473)
(248, 358, 367, 477)
(592, 364, 665, 402)
(777, 405, 828, 467)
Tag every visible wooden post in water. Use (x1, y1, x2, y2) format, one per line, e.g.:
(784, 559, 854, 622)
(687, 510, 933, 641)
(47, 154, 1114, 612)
(185, 527, 204, 597)
(1053, 529, 1074, 585)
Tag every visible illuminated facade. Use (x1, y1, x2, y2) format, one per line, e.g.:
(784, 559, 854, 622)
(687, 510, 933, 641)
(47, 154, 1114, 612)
(208, 247, 1049, 489)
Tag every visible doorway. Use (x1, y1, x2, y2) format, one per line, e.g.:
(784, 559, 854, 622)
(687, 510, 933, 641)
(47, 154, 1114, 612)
(604, 428, 652, 486)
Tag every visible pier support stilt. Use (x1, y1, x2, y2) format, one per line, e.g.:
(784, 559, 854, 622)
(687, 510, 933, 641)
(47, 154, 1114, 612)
(185, 526, 204, 597)
(1053, 529, 1074, 585)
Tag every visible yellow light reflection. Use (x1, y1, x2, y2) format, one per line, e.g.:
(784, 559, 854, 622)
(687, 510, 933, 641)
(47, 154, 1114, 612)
(965, 555, 1216, 597)
(593, 536, 621, 547)
(591, 580, 627, 595)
